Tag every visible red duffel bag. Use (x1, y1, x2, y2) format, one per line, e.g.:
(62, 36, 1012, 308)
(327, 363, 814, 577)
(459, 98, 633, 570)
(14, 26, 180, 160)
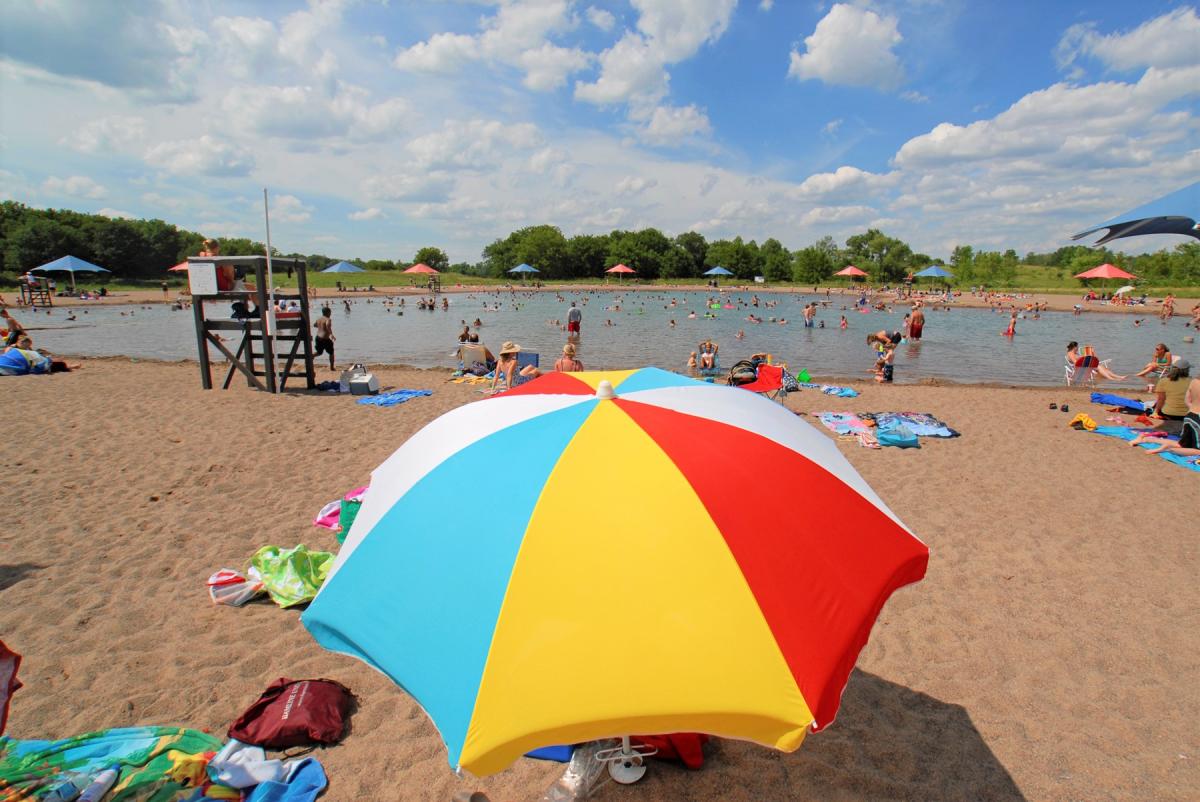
(228, 678, 355, 749)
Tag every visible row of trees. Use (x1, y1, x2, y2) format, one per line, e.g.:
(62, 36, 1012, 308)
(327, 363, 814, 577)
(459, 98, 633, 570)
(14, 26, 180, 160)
(2, 201, 1198, 286)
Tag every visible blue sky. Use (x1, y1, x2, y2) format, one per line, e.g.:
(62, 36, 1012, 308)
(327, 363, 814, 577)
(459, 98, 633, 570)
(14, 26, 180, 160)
(1, 0, 1197, 263)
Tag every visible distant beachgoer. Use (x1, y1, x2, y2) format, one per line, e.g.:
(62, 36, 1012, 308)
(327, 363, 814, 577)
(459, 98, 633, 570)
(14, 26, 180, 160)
(1079, 345, 1126, 381)
(313, 306, 336, 370)
(1129, 360, 1192, 446)
(554, 343, 583, 372)
(840, 315, 848, 330)
(2, 308, 26, 346)
(698, 339, 718, 370)
(567, 301, 582, 335)
(910, 303, 925, 340)
(874, 343, 895, 383)
(1004, 311, 1017, 337)
(687, 352, 697, 369)
(473, 317, 482, 328)
(802, 303, 815, 328)
(459, 325, 472, 343)
(1135, 344, 1172, 390)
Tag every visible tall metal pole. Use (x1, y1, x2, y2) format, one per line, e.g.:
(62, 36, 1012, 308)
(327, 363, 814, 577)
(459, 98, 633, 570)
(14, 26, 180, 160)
(263, 188, 278, 390)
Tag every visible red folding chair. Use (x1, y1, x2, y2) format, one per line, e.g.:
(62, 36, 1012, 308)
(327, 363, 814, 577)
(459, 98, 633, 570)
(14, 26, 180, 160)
(737, 363, 786, 401)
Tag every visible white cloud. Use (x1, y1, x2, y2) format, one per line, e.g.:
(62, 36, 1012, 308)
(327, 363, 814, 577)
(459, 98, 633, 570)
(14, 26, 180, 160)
(615, 176, 658, 196)
(822, 118, 843, 136)
(1056, 8, 1200, 75)
(349, 207, 384, 221)
(575, 0, 736, 106)
(794, 166, 900, 200)
(699, 173, 719, 196)
(788, 3, 905, 91)
(759, 0, 775, 10)
(43, 175, 107, 199)
(144, 135, 255, 176)
(362, 172, 455, 203)
(406, 119, 542, 170)
(394, 0, 588, 92)
(96, 207, 135, 219)
(900, 89, 929, 103)
(63, 116, 146, 153)
(641, 104, 712, 144)
(586, 7, 616, 31)
(221, 82, 408, 142)
(271, 194, 312, 223)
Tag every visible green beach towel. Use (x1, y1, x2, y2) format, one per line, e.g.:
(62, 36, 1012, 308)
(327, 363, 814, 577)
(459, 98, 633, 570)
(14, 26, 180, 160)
(250, 545, 334, 608)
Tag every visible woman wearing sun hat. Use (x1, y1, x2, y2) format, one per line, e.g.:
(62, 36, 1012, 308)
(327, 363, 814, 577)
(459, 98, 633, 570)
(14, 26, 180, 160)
(554, 342, 584, 372)
(491, 341, 521, 392)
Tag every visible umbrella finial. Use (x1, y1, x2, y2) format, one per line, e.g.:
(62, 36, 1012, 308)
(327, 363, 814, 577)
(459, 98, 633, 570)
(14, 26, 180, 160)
(596, 380, 615, 400)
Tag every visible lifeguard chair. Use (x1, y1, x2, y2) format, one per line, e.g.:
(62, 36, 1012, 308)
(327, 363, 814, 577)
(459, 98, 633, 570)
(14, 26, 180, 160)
(18, 280, 52, 307)
(186, 256, 316, 393)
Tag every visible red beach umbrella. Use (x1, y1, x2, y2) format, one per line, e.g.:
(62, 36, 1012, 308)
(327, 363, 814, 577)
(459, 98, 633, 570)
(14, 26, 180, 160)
(1073, 263, 1135, 280)
(404, 263, 439, 274)
(605, 264, 635, 274)
(168, 262, 190, 272)
(835, 266, 867, 277)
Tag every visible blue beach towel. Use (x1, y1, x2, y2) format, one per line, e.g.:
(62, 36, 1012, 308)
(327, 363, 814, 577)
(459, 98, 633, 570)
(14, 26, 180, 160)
(800, 382, 859, 398)
(246, 757, 327, 802)
(357, 389, 432, 407)
(526, 745, 574, 762)
(1090, 425, 1200, 473)
(1089, 392, 1150, 412)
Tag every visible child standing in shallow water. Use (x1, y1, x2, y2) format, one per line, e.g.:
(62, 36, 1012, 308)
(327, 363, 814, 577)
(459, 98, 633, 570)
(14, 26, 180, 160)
(840, 315, 847, 330)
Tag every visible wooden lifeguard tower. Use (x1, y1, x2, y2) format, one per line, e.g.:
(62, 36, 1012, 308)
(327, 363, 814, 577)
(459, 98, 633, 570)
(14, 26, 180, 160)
(18, 281, 52, 307)
(186, 256, 316, 393)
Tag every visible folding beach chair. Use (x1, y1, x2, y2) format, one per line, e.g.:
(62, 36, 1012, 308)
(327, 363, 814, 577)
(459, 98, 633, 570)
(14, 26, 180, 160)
(737, 363, 788, 402)
(512, 351, 539, 388)
(458, 343, 492, 373)
(1065, 355, 1099, 387)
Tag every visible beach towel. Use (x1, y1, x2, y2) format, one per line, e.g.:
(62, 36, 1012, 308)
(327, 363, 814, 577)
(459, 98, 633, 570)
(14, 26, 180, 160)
(0, 726, 228, 801)
(873, 413, 960, 438)
(249, 545, 334, 608)
(0, 642, 19, 737)
(800, 382, 859, 398)
(1089, 426, 1200, 473)
(1089, 392, 1150, 412)
(816, 412, 870, 435)
(244, 758, 326, 802)
(0, 349, 50, 377)
(526, 746, 574, 762)
(356, 389, 432, 407)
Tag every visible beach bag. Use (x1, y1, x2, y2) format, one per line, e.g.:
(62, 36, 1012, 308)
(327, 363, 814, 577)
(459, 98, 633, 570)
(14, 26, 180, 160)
(338, 364, 368, 394)
(876, 425, 919, 448)
(227, 678, 355, 749)
(0, 639, 21, 736)
(727, 360, 758, 386)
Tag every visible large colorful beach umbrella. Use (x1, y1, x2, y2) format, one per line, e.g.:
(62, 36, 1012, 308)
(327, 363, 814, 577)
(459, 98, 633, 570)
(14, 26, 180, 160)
(1071, 180, 1199, 245)
(302, 368, 928, 777)
(1073, 263, 1135, 280)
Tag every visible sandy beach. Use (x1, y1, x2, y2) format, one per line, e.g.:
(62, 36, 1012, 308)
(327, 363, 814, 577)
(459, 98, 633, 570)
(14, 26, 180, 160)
(2, 359, 1196, 801)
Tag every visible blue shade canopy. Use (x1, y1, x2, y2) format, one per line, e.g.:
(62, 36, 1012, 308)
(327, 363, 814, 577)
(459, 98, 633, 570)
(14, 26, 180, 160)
(1071, 181, 1200, 245)
(703, 266, 733, 276)
(322, 261, 365, 273)
(508, 264, 539, 273)
(31, 255, 110, 274)
(913, 266, 953, 278)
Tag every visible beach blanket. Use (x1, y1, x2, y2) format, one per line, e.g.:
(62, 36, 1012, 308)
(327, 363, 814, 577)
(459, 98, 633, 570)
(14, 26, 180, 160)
(1089, 426, 1200, 473)
(1089, 392, 1150, 413)
(0, 726, 229, 801)
(357, 389, 432, 407)
(0, 349, 50, 377)
(244, 758, 326, 802)
(0, 643, 19, 737)
(799, 383, 859, 398)
(816, 412, 958, 439)
(250, 545, 334, 608)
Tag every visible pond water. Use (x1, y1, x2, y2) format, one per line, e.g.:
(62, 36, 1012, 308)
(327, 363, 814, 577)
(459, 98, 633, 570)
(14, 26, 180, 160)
(23, 289, 1198, 387)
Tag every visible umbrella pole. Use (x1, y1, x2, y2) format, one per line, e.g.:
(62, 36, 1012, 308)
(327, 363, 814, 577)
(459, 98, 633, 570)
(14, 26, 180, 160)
(594, 736, 657, 784)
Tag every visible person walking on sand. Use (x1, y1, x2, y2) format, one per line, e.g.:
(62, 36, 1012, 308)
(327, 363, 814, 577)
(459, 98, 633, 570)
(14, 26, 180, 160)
(313, 306, 336, 370)
(566, 301, 582, 336)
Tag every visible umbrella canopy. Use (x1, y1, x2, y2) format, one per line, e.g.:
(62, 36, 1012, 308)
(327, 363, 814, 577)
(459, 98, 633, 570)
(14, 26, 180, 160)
(32, 255, 111, 291)
(322, 261, 365, 273)
(605, 264, 635, 274)
(913, 266, 952, 278)
(1113, 285, 1137, 295)
(1071, 181, 1200, 245)
(703, 266, 733, 276)
(302, 368, 928, 776)
(1074, 263, 1135, 280)
(508, 263, 539, 273)
(404, 263, 439, 274)
(168, 262, 190, 272)
(834, 265, 867, 277)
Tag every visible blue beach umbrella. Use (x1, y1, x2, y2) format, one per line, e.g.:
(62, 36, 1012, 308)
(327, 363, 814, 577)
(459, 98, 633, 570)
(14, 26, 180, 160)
(1072, 181, 1200, 245)
(508, 263, 539, 274)
(322, 261, 365, 273)
(703, 266, 733, 276)
(31, 254, 111, 292)
(913, 266, 952, 278)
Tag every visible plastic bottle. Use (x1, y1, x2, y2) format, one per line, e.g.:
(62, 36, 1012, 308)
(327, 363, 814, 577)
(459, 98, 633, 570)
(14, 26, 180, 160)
(42, 772, 92, 802)
(76, 765, 120, 802)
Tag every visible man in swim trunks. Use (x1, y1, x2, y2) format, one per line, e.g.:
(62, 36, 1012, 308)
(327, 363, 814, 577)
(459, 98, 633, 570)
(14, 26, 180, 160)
(909, 302, 925, 340)
(313, 306, 336, 370)
(566, 301, 582, 334)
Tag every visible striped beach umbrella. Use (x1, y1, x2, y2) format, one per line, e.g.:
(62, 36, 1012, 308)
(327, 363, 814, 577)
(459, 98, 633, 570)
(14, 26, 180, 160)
(302, 368, 927, 777)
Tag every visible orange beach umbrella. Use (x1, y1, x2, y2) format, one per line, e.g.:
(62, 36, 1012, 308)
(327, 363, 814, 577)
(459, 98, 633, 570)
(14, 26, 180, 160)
(404, 263, 439, 274)
(835, 266, 867, 277)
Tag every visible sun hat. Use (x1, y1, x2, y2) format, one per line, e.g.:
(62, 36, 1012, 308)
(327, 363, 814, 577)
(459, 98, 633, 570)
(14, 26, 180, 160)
(1173, 358, 1190, 371)
(499, 341, 521, 355)
(562, 343, 576, 356)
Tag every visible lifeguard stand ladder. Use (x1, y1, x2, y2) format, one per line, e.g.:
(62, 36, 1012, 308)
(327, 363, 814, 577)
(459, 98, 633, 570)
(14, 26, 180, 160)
(19, 283, 52, 307)
(428, 275, 442, 294)
(187, 256, 316, 393)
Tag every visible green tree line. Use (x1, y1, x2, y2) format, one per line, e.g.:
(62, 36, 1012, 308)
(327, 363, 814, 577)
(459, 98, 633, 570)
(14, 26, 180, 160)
(2, 201, 1197, 287)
